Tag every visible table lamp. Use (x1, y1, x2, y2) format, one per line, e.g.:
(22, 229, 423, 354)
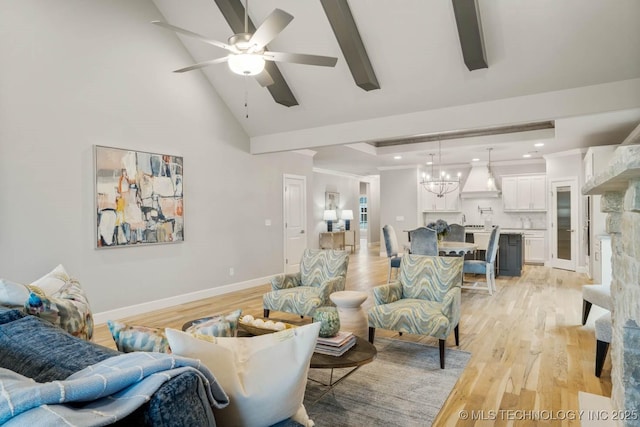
(323, 210, 337, 232)
(341, 209, 354, 231)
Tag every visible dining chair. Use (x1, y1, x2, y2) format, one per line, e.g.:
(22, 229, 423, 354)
(382, 225, 402, 283)
(442, 224, 465, 242)
(408, 227, 438, 256)
(462, 226, 500, 295)
(472, 231, 491, 260)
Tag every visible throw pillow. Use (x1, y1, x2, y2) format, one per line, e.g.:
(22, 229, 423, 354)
(184, 309, 242, 337)
(29, 264, 70, 295)
(166, 322, 320, 427)
(24, 277, 94, 340)
(107, 320, 171, 353)
(0, 278, 30, 307)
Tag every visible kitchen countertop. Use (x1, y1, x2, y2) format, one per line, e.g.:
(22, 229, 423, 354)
(465, 228, 546, 233)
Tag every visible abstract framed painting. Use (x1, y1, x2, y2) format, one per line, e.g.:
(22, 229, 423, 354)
(94, 145, 184, 248)
(325, 192, 339, 211)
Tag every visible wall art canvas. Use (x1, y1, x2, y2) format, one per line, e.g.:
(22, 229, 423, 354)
(94, 145, 184, 248)
(325, 192, 339, 211)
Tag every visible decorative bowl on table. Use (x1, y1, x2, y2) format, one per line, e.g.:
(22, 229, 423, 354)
(238, 315, 297, 336)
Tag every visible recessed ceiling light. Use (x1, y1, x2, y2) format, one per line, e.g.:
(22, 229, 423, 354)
(534, 143, 544, 147)
(393, 155, 402, 160)
(523, 153, 532, 158)
(472, 158, 480, 162)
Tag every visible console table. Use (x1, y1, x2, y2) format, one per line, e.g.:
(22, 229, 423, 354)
(319, 231, 345, 250)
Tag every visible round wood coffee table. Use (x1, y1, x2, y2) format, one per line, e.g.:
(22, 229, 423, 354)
(310, 336, 376, 370)
(308, 335, 377, 397)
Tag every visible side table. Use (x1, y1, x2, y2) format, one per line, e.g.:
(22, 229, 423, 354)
(330, 290, 368, 338)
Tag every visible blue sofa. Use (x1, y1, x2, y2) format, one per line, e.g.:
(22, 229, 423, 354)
(0, 307, 307, 426)
(0, 307, 225, 426)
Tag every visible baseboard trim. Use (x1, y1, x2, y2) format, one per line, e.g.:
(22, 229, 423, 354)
(93, 275, 276, 325)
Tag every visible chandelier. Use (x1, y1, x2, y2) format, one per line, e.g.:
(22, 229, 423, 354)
(420, 140, 461, 198)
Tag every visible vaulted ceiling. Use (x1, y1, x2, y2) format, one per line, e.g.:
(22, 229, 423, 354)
(151, 0, 640, 176)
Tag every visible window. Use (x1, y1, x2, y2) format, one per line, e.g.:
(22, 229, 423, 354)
(359, 196, 368, 230)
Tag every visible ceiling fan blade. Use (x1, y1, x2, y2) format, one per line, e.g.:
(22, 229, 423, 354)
(152, 21, 233, 52)
(263, 52, 338, 67)
(174, 56, 229, 73)
(254, 70, 275, 87)
(249, 9, 294, 51)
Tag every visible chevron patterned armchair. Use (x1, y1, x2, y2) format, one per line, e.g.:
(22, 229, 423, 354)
(368, 254, 463, 368)
(263, 249, 350, 319)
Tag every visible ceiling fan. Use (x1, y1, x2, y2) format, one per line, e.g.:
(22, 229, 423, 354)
(152, 1, 338, 87)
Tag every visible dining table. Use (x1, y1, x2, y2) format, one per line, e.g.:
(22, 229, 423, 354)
(438, 241, 477, 256)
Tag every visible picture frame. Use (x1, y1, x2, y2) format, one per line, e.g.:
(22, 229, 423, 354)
(325, 191, 340, 211)
(94, 145, 184, 248)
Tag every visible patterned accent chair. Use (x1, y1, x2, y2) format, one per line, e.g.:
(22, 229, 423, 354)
(368, 254, 463, 369)
(263, 249, 350, 318)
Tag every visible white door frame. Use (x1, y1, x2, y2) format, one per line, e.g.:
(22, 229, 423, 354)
(549, 177, 579, 271)
(283, 174, 307, 274)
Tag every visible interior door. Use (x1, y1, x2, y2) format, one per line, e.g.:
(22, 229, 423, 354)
(284, 174, 307, 274)
(550, 179, 578, 271)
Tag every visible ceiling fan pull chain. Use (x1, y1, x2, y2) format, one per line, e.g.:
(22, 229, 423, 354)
(244, 75, 249, 119)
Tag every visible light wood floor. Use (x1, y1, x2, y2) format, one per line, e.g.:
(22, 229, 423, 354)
(93, 244, 612, 427)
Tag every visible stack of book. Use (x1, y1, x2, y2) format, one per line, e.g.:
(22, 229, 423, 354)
(315, 330, 357, 356)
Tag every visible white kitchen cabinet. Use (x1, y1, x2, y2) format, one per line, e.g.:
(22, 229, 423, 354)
(420, 186, 460, 212)
(502, 174, 547, 211)
(523, 231, 545, 263)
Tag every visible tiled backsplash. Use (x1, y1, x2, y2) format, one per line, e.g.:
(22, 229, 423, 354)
(423, 198, 547, 230)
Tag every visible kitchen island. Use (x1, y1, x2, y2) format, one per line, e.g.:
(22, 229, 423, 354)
(465, 228, 524, 277)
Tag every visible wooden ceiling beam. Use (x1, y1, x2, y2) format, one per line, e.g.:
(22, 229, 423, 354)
(214, 0, 298, 107)
(452, 0, 488, 71)
(320, 0, 380, 91)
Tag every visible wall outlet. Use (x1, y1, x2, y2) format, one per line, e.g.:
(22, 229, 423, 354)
(265, 219, 271, 226)
(229, 267, 234, 276)
(396, 216, 405, 221)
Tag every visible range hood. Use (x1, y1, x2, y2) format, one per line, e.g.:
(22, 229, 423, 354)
(460, 162, 501, 198)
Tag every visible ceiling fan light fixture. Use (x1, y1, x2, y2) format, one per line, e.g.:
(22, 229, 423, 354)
(228, 53, 265, 76)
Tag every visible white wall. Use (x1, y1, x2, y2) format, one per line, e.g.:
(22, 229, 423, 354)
(379, 168, 421, 252)
(0, 0, 314, 314)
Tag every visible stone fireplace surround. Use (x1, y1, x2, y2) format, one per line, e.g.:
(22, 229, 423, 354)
(583, 123, 640, 427)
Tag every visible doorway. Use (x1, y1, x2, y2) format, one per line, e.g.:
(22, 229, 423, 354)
(283, 174, 307, 274)
(359, 182, 369, 249)
(550, 178, 579, 271)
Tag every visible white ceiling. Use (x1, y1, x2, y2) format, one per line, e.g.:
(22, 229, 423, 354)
(151, 0, 640, 176)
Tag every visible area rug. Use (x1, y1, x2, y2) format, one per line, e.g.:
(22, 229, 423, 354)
(304, 337, 471, 427)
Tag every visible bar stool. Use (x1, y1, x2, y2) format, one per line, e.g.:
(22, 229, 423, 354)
(594, 311, 612, 377)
